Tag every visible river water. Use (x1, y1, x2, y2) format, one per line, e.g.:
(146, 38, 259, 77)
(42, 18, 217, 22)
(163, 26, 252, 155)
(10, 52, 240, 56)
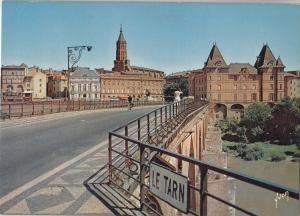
(227, 155, 299, 216)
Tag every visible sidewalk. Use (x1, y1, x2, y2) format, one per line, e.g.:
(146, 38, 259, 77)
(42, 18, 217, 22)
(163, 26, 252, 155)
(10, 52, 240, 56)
(0, 142, 114, 215)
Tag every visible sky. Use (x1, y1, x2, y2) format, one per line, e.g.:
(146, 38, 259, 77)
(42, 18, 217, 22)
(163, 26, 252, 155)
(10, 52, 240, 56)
(2, 2, 300, 74)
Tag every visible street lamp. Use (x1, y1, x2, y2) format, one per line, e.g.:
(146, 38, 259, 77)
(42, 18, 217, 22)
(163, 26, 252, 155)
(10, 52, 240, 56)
(67, 45, 92, 100)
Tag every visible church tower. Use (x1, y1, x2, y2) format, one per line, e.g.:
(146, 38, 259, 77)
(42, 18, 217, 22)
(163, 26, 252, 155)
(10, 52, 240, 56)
(113, 27, 131, 72)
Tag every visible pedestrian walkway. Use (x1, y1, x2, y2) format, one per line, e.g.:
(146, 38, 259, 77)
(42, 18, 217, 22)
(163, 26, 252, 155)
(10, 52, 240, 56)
(0, 144, 115, 215)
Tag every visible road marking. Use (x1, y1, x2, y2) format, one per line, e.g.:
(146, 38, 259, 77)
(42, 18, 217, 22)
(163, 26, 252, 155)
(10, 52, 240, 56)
(0, 140, 107, 206)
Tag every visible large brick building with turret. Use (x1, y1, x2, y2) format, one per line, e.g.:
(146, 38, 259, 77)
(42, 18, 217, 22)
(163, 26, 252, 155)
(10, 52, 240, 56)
(98, 28, 165, 101)
(189, 43, 285, 120)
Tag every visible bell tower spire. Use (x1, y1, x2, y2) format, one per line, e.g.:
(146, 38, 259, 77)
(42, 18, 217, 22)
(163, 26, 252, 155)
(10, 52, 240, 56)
(113, 26, 131, 72)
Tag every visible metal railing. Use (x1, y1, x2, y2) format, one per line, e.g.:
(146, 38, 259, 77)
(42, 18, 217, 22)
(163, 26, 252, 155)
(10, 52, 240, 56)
(0, 100, 165, 119)
(106, 99, 299, 215)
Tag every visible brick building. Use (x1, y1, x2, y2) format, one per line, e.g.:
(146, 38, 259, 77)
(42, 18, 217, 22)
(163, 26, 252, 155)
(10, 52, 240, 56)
(165, 71, 190, 85)
(284, 70, 300, 99)
(46, 70, 68, 99)
(189, 43, 285, 120)
(99, 28, 165, 101)
(1, 64, 28, 101)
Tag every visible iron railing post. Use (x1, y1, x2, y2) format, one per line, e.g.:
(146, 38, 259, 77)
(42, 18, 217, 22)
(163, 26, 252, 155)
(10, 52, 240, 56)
(8, 104, 11, 119)
(154, 110, 157, 129)
(147, 114, 150, 140)
(138, 119, 141, 140)
(58, 100, 61, 112)
(172, 103, 175, 118)
(21, 103, 23, 117)
(160, 107, 163, 127)
(42, 101, 45, 114)
(165, 106, 167, 123)
(32, 102, 35, 115)
(125, 126, 128, 156)
(51, 100, 53, 113)
(200, 166, 208, 216)
(108, 133, 112, 184)
(140, 144, 146, 210)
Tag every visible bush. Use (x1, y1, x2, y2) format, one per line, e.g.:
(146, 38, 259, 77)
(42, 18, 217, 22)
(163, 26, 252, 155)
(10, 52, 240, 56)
(269, 151, 286, 162)
(236, 143, 264, 161)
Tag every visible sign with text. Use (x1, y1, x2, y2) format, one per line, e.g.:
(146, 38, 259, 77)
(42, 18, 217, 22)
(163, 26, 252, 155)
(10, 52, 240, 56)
(149, 162, 189, 213)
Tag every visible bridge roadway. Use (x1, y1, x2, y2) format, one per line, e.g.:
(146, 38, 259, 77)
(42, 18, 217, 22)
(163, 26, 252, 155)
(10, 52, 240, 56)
(0, 106, 161, 197)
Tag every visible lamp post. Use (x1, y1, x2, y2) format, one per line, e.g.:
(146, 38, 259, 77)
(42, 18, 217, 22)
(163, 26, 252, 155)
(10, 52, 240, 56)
(67, 45, 92, 100)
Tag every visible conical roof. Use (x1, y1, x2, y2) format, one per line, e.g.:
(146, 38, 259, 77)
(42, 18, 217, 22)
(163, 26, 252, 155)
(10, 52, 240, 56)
(276, 56, 284, 67)
(117, 28, 126, 42)
(254, 44, 276, 68)
(204, 44, 227, 67)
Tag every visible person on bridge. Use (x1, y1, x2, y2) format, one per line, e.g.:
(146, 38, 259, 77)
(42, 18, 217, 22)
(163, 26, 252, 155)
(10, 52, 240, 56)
(128, 95, 133, 110)
(174, 89, 183, 102)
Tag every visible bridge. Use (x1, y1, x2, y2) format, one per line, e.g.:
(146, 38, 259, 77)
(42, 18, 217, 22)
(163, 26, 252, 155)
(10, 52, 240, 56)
(85, 98, 299, 216)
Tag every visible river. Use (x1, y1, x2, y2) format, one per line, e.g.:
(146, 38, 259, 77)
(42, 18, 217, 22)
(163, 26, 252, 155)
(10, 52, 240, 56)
(227, 155, 299, 216)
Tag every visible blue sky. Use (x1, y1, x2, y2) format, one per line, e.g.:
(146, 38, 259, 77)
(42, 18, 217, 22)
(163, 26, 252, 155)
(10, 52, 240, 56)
(2, 2, 300, 74)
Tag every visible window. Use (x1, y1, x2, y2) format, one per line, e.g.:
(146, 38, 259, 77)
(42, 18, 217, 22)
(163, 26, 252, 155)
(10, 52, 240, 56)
(40, 84, 42, 87)
(83, 94, 86, 98)
(234, 94, 237, 101)
(40, 79, 42, 82)
(71, 85, 74, 91)
(78, 84, 81, 91)
(234, 85, 237, 90)
(83, 84, 86, 91)
(269, 93, 274, 101)
(217, 85, 221, 90)
(95, 85, 98, 91)
(27, 83, 30, 87)
(234, 76, 238, 81)
(252, 85, 256, 90)
(270, 84, 273, 90)
(270, 76, 274, 81)
(279, 84, 282, 90)
(95, 94, 98, 98)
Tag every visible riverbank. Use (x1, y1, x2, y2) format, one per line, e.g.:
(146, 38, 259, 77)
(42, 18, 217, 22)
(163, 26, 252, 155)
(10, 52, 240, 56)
(223, 140, 299, 162)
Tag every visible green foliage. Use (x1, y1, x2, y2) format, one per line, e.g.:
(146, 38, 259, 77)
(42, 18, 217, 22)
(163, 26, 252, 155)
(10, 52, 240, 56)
(269, 151, 286, 161)
(163, 83, 179, 101)
(163, 79, 189, 101)
(242, 103, 272, 128)
(235, 143, 264, 161)
(268, 98, 300, 144)
(178, 79, 189, 97)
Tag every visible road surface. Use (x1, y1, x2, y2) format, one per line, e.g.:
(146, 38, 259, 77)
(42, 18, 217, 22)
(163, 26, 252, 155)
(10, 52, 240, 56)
(0, 106, 160, 197)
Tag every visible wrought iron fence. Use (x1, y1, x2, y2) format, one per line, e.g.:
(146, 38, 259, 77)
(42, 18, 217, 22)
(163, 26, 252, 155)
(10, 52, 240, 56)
(0, 100, 165, 119)
(106, 99, 299, 216)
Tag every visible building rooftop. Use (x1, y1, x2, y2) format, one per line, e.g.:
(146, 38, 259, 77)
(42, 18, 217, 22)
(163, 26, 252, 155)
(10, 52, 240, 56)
(71, 67, 99, 79)
(228, 63, 257, 74)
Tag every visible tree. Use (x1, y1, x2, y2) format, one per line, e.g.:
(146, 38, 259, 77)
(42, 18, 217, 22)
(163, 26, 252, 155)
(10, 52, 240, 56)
(178, 79, 189, 97)
(240, 103, 272, 142)
(267, 98, 300, 144)
(163, 82, 179, 102)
